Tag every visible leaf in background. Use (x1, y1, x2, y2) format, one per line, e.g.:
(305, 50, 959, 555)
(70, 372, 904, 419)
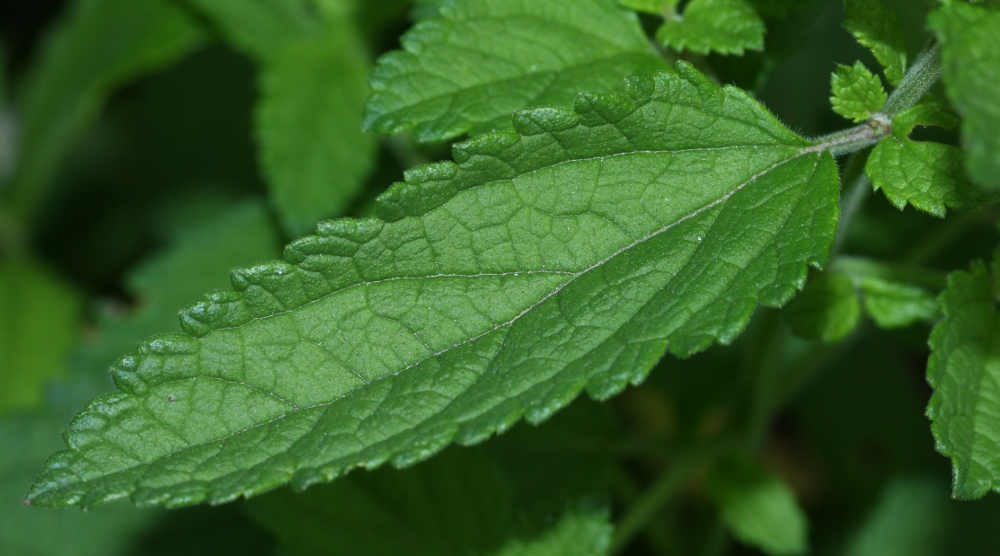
(363, 0, 667, 142)
(656, 0, 765, 56)
(842, 0, 907, 85)
(930, 2, 1000, 188)
(845, 478, 948, 556)
(707, 456, 808, 556)
(3, 201, 281, 555)
(829, 61, 886, 123)
(181, 0, 377, 234)
(245, 400, 615, 556)
(3, 0, 202, 223)
(860, 277, 938, 329)
(256, 32, 377, 235)
(866, 100, 999, 217)
(0, 259, 81, 416)
(927, 254, 1000, 499)
(784, 273, 860, 342)
(179, 0, 323, 58)
(27, 65, 839, 509)
(618, 0, 677, 14)
(747, 0, 818, 18)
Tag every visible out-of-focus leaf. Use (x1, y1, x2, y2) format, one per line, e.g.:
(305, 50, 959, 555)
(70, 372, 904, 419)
(930, 1, 1000, 187)
(0, 258, 81, 415)
(784, 273, 860, 342)
(845, 478, 948, 556)
(5, 0, 202, 223)
(656, 0, 765, 56)
(179, 0, 322, 58)
(707, 456, 808, 555)
(246, 400, 615, 556)
(860, 277, 938, 329)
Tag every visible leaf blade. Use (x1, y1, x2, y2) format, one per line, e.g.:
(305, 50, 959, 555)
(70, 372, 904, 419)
(363, 0, 667, 142)
(28, 66, 839, 509)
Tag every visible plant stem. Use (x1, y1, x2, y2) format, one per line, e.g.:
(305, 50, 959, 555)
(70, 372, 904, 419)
(881, 41, 943, 118)
(610, 439, 732, 555)
(832, 151, 872, 256)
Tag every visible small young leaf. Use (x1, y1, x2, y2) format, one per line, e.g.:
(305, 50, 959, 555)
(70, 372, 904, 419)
(930, 1, 1000, 187)
(866, 101, 1000, 217)
(27, 66, 839, 509)
(0, 259, 81, 416)
(927, 255, 1000, 499)
(256, 33, 377, 234)
(656, 0, 765, 55)
(860, 277, 938, 329)
(830, 61, 887, 123)
(842, 0, 907, 85)
(363, 0, 667, 142)
(784, 273, 860, 342)
(707, 456, 808, 556)
(4, 0, 202, 222)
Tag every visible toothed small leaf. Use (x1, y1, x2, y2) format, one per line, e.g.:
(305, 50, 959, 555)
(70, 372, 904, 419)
(830, 61, 886, 123)
(656, 0, 765, 56)
(363, 0, 667, 142)
(28, 66, 838, 509)
(866, 102, 1000, 217)
(843, 0, 907, 85)
(927, 255, 1000, 499)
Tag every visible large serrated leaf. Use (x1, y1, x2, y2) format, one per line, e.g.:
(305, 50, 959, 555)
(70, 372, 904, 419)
(927, 255, 1000, 499)
(363, 0, 667, 142)
(27, 64, 839, 509)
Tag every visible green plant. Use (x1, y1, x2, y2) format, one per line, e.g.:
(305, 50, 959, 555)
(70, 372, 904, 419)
(4, 0, 1000, 553)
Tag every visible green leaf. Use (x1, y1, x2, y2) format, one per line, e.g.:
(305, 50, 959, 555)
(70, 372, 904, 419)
(830, 61, 887, 123)
(27, 65, 840, 509)
(930, 2, 1000, 187)
(246, 400, 614, 556)
(927, 255, 1000, 499)
(860, 277, 938, 329)
(784, 273, 860, 342)
(707, 456, 808, 556)
(845, 478, 947, 556)
(866, 101, 1000, 217)
(842, 0, 907, 85)
(618, 0, 677, 14)
(0, 259, 81, 416)
(3, 0, 202, 223)
(256, 33, 377, 234)
(179, 0, 323, 58)
(656, 0, 765, 56)
(363, 0, 667, 142)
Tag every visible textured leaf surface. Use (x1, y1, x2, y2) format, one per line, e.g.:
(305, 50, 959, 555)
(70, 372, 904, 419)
(830, 61, 886, 123)
(656, 0, 765, 56)
(256, 32, 377, 234)
(866, 102, 999, 217)
(246, 400, 614, 556)
(4, 0, 201, 222)
(842, 0, 906, 85)
(28, 65, 839, 509)
(927, 256, 1000, 499)
(363, 0, 667, 142)
(860, 277, 938, 329)
(784, 273, 859, 342)
(0, 259, 81, 415)
(930, 2, 1000, 187)
(707, 457, 808, 555)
